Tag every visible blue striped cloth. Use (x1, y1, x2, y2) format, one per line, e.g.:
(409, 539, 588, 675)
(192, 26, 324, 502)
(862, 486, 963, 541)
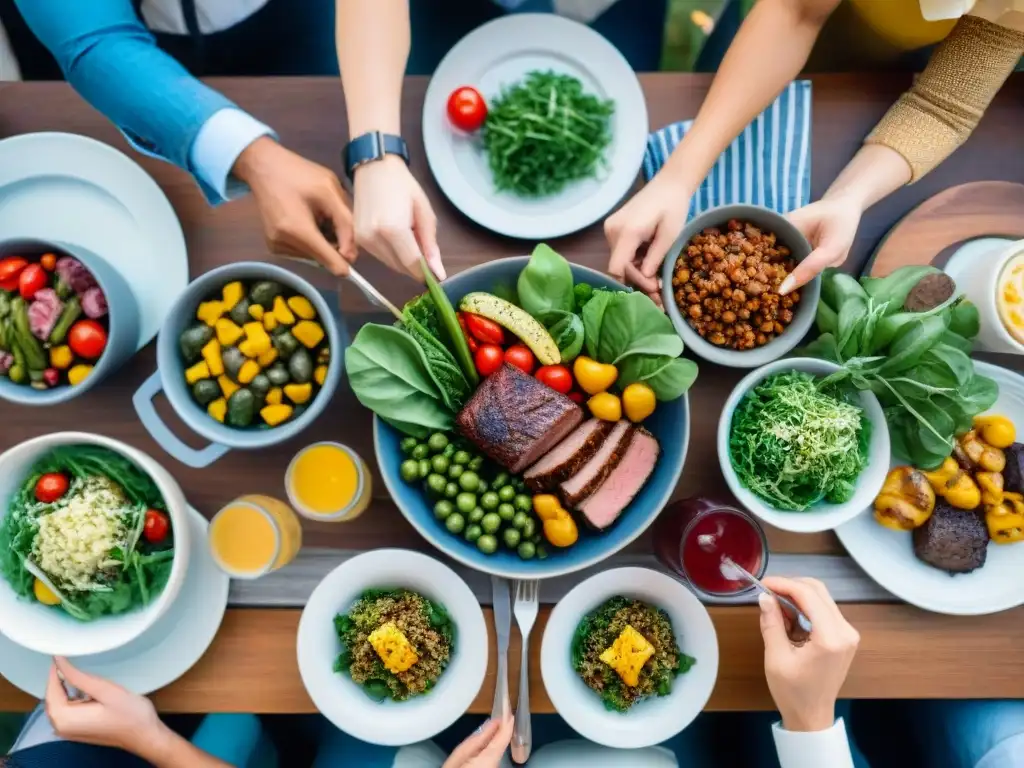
(643, 80, 812, 216)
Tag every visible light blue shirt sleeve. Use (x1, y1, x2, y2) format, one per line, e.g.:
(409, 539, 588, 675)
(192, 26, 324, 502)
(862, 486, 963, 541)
(189, 108, 275, 201)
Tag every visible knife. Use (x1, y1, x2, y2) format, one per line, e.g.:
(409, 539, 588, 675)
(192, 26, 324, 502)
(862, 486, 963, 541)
(491, 576, 512, 721)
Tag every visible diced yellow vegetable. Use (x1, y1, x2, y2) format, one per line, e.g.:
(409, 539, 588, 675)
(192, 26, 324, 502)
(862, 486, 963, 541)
(34, 578, 61, 606)
(314, 365, 327, 386)
(258, 348, 279, 368)
(273, 296, 296, 325)
(263, 313, 278, 332)
(215, 318, 244, 346)
(260, 403, 293, 427)
(284, 382, 312, 405)
(185, 361, 211, 384)
(238, 322, 272, 358)
(208, 398, 227, 423)
(248, 304, 265, 321)
(265, 387, 283, 406)
(292, 321, 325, 349)
(218, 375, 240, 399)
(367, 621, 419, 674)
(197, 300, 225, 326)
(221, 281, 245, 310)
(67, 365, 92, 386)
(599, 625, 655, 688)
(238, 360, 261, 385)
(287, 295, 317, 320)
(49, 345, 73, 371)
(202, 339, 224, 377)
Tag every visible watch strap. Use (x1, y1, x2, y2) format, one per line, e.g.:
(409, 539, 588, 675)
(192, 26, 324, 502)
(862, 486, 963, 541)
(344, 131, 409, 179)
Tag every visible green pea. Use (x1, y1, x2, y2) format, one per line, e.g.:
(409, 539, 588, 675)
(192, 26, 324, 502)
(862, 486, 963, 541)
(427, 433, 449, 453)
(477, 480, 490, 495)
(469, 456, 484, 472)
(517, 541, 536, 560)
(469, 506, 485, 524)
(498, 503, 515, 522)
(445, 513, 465, 534)
(434, 500, 454, 520)
(431, 455, 450, 474)
(418, 459, 431, 479)
(400, 437, 419, 455)
(443, 444, 456, 458)
(480, 491, 500, 511)
(453, 450, 471, 466)
(411, 444, 430, 460)
(426, 473, 447, 496)
(512, 511, 530, 530)
(448, 464, 465, 479)
(445, 482, 460, 499)
(503, 528, 521, 549)
(477, 534, 498, 554)
(465, 524, 482, 543)
(536, 544, 548, 560)
(521, 518, 537, 539)
(400, 459, 420, 483)
(514, 494, 533, 513)
(481, 512, 502, 534)
(492, 472, 510, 489)
(458, 471, 480, 493)
(513, 478, 527, 492)
(456, 493, 477, 514)
(498, 485, 516, 503)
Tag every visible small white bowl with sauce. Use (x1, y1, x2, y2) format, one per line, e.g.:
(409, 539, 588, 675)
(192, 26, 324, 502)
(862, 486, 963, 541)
(286, 442, 372, 522)
(953, 238, 1024, 355)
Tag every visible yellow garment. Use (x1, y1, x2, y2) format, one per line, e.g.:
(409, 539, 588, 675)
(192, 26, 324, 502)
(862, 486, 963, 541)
(849, 0, 956, 50)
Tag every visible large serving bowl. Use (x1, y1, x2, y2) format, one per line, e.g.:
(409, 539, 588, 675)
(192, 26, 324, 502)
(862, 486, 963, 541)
(0, 432, 191, 657)
(661, 204, 820, 368)
(374, 257, 690, 579)
(296, 549, 488, 746)
(540, 567, 719, 749)
(718, 357, 890, 533)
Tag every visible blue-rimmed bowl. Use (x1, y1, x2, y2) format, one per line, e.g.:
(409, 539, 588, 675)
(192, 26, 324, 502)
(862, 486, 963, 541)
(0, 239, 140, 406)
(374, 257, 690, 579)
(134, 262, 346, 469)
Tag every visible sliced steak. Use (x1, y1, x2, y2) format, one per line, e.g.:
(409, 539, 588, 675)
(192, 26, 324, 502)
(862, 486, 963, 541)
(578, 428, 660, 530)
(523, 418, 613, 492)
(912, 501, 989, 575)
(456, 363, 584, 473)
(559, 420, 634, 508)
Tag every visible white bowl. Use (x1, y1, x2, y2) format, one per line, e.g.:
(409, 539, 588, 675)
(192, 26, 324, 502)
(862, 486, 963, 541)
(718, 357, 891, 533)
(296, 549, 488, 746)
(541, 567, 719, 749)
(0, 432, 191, 656)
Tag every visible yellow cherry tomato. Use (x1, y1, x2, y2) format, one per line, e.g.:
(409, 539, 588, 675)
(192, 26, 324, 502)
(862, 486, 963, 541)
(544, 515, 579, 548)
(33, 578, 60, 606)
(622, 382, 657, 422)
(588, 391, 622, 422)
(573, 356, 618, 395)
(533, 494, 563, 521)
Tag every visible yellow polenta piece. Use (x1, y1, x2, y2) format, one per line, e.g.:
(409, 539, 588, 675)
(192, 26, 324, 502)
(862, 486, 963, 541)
(367, 621, 419, 674)
(599, 625, 655, 688)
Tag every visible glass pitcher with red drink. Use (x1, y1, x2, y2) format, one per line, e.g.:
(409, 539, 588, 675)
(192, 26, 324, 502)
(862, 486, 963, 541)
(653, 497, 768, 597)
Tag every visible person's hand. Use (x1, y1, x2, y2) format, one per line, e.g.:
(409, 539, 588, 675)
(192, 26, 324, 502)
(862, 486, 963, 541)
(604, 171, 693, 298)
(781, 196, 863, 295)
(442, 715, 514, 767)
(233, 137, 357, 276)
(353, 156, 445, 282)
(44, 657, 171, 759)
(759, 577, 860, 733)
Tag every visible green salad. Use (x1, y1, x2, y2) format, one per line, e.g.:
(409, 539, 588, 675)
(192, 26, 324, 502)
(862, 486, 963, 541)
(0, 445, 174, 621)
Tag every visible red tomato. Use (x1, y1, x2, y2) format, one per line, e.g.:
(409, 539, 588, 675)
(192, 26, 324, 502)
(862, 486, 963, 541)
(464, 312, 505, 345)
(68, 320, 108, 360)
(40, 253, 57, 271)
(535, 365, 573, 394)
(34, 473, 69, 503)
(447, 87, 488, 132)
(456, 313, 479, 352)
(143, 509, 170, 544)
(18, 264, 48, 300)
(567, 391, 585, 404)
(0, 257, 27, 292)
(504, 344, 535, 375)
(474, 344, 504, 376)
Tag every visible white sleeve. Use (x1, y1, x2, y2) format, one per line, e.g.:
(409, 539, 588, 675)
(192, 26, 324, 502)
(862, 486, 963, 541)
(772, 718, 856, 768)
(189, 108, 274, 201)
(0, 19, 21, 81)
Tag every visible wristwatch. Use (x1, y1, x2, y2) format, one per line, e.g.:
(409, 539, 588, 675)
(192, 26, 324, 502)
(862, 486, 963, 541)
(343, 131, 409, 180)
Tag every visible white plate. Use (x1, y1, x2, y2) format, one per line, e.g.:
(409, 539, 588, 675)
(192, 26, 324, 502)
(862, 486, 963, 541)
(541, 568, 719, 749)
(0, 132, 188, 349)
(297, 550, 488, 747)
(837, 361, 1024, 615)
(423, 14, 648, 239)
(0, 506, 229, 696)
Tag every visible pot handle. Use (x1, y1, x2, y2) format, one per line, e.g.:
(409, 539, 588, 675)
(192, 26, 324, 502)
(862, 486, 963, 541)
(133, 371, 230, 468)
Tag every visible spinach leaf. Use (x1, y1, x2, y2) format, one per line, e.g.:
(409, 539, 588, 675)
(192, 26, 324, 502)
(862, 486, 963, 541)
(581, 289, 614, 359)
(923, 343, 973, 387)
(948, 299, 981, 340)
(960, 373, 999, 415)
(875, 314, 948, 375)
(402, 295, 471, 411)
(860, 266, 940, 314)
(618, 355, 698, 401)
(816, 301, 838, 335)
(869, 292, 959, 353)
(596, 291, 683, 364)
(518, 244, 574, 316)
(538, 310, 585, 362)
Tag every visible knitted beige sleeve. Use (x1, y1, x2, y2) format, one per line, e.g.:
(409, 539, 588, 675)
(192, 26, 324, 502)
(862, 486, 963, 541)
(865, 15, 1024, 182)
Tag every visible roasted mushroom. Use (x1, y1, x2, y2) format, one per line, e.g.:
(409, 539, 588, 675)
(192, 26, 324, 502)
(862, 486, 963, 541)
(874, 467, 936, 531)
(985, 492, 1024, 544)
(922, 457, 982, 510)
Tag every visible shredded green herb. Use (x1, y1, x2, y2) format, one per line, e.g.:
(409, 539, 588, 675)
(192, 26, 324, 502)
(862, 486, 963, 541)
(482, 70, 615, 198)
(729, 371, 871, 511)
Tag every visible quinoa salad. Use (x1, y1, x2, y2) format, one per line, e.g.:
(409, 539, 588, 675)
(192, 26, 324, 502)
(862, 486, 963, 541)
(333, 589, 455, 702)
(572, 596, 695, 712)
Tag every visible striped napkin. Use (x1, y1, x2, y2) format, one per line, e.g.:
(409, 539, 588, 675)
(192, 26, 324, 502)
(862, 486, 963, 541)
(643, 80, 812, 216)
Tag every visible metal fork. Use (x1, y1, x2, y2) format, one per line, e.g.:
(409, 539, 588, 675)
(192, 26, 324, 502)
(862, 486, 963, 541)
(511, 579, 539, 764)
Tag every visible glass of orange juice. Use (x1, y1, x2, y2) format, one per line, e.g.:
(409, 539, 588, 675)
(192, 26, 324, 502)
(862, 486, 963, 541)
(208, 494, 303, 579)
(286, 442, 371, 522)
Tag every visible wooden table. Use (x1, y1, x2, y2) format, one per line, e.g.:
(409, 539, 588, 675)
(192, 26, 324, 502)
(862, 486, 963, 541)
(2, 73, 1024, 713)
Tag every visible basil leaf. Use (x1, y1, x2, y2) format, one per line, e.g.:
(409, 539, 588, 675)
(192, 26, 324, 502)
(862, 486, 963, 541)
(618, 355, 698, 401)
(517, 244, 574, 316)
(538, 310, 585, 362)
(860, 265, 940, 314)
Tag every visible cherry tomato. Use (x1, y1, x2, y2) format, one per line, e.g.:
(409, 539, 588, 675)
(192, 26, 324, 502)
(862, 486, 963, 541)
(567, 391, 585, 404)
(40, 253, 57, 271)
(68, 320, 108, 360)
(456, 312, 479, 353)
(0, 257, 28, 292)
(464, 312, 505, 345)
(504, 344, 535, 375)
(143, 509, 170, 544)
(34, 473, 69, 503)
(447, 86, 488, 132)
(535, 365, 573, 394)
(18, 264, 48, 300)
(474, 344, 504, 377)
